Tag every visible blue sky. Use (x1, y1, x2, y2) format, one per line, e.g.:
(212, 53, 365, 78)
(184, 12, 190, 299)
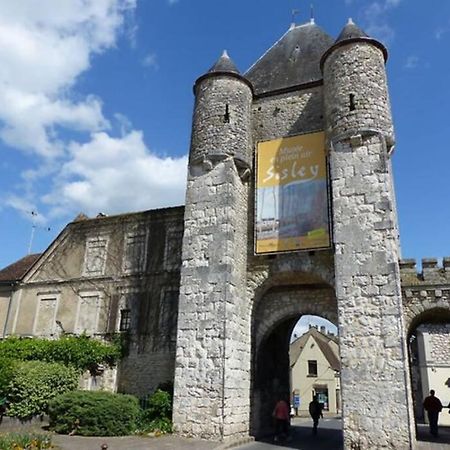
(1, 0, 449, 270)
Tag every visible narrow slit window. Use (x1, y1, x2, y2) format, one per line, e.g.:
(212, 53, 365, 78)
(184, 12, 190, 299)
(349, 94, 356, 111)
(223, 104, 230, 123)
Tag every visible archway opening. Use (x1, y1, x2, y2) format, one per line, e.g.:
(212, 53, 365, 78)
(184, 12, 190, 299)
(408, 308, 450, 443)
(250, 305, 343, 448)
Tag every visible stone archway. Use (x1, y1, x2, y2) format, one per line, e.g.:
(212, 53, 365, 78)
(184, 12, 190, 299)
(404, 305, 450, 430)
(250, 284, 337, 437)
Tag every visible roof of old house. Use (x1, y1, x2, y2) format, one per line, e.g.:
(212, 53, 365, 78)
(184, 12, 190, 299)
(0, 253, 42, 282)
(245, 20, 334, 96)
(290, 327, 340, 371)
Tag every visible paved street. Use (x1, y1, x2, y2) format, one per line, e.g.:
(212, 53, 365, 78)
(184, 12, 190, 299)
(3, 416, 450, 449)
(236, 418, 450, 450)
(238, 417, 343, 450)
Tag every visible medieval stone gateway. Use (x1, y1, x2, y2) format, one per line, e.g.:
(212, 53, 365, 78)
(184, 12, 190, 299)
(1, 18, 450, 450)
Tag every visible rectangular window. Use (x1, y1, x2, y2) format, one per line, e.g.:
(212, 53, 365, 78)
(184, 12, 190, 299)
(164, 228, 183, 271)
(75, 293, 100, 335)
(159, 289, 179, 346)
(83, 237, 108, 276)
(123, 231, 147, 274)
(308, 360, 318, 377)
(119, 309, 131, 331)
(34, 295, 58, 337)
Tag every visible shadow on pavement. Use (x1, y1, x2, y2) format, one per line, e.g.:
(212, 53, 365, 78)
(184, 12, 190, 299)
(255, 421, 343, 449)
(416, 423, 450, 445)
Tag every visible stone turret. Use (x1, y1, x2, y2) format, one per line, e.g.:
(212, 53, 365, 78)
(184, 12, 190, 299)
(173, 52, 253, 440)
(189, 50, 253, 174)
(321, 18, 394, 147)
(322, 20, 415, 449)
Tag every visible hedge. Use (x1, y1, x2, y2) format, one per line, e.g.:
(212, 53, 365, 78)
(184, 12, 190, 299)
(48, 391, 140, 436)
(0, 335, 122, 372)
(7, 360, 79, 420)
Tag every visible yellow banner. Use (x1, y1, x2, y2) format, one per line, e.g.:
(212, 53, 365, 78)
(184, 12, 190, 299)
(255, 132, 330, 254)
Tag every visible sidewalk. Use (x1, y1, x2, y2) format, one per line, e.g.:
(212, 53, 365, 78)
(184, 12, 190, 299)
(0, 417, 221, 450)
(52, 434, 220, 450)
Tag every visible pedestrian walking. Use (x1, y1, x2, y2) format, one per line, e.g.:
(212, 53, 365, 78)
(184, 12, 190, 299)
(423, 390, 443, 437)
(309, 395, 323, 436)
(272, 398, 290, 442)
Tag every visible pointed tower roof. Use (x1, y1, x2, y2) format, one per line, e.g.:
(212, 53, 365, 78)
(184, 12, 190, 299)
(320, 18, 388, 70)
(194, 50, 253, 93)
(208, 50, 240, 74)
(336, 18, 368, 41)
(245, 20, 334, 96)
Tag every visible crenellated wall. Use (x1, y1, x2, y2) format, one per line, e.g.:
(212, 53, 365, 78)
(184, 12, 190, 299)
(400, 258, 450, 334)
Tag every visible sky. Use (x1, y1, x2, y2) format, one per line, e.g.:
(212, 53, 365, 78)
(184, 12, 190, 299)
(1, 0, 449, 273)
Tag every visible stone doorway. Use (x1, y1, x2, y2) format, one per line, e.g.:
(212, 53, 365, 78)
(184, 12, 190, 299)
(249, 285, 339, 438)
(407, 307, 450, 444)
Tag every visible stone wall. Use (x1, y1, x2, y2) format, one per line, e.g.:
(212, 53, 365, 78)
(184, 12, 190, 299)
(400, 258, 450, 333)
(173, 70, 252, 440)
(323, 36, 414, 448)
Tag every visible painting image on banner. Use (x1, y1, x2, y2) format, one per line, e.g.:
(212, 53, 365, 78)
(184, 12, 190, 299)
(256, 132, 330, 253)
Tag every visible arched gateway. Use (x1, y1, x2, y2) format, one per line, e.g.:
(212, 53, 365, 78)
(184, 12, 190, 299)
(172, 18, 416, 450)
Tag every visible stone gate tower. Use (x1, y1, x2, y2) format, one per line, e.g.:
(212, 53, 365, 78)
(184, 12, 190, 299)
(173, 18, 415, 450)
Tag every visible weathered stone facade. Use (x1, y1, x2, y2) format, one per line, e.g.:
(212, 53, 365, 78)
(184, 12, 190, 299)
(1, 207, 184, 396)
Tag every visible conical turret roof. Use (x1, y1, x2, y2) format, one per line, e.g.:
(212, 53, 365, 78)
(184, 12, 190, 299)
(207, 50, 240, 74)
(245, 20, 334, 96)
(335, 18, 368, 42)
(194, 50, 253, 94)
(320, 18, 388, 69)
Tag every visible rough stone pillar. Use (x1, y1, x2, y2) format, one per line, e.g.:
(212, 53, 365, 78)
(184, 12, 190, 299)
(322, 22, 415, 450)
(173, 54, 253, 441)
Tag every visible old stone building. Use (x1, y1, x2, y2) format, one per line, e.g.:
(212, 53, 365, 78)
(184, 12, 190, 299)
(1, 17, 450, 450)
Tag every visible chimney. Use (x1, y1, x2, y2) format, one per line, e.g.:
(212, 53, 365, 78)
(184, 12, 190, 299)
(320, 326, 326, 334)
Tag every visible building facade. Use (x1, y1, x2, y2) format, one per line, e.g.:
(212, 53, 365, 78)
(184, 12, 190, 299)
(1, 17, 450, 450)
(290, 327, 341, 414)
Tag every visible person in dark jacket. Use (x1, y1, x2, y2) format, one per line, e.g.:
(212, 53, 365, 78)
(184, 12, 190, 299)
(309, 395, 324, 436)
(423, 390, 443, 437)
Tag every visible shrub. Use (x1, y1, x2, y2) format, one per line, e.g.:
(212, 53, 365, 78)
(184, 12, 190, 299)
(138, 389, 173, 434)
(0, 335, 122, 372)
(0, 432, 52, 450)
(0, 357, 16, 399)
(48, 390, 140, 436)
(7, 360, 78, 420)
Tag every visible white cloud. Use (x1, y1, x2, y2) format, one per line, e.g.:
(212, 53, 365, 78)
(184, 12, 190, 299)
(355, 0, 402, 45)
(404, 55, 419, 70)
(142, 52, 159, 70)
(43, 131, 188, 217)
(435, 21, 450, 41)
(0, 0, 136, 158)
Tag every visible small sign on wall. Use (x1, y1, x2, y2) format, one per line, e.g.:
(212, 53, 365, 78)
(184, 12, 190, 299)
(255, 131, 331, 254)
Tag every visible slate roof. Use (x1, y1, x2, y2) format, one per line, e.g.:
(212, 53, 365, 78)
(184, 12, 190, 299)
(208, 50, 240, 74)
(245, 20, 334, 96)
(0, 253, 41, 283)
(320, 18, 387, 69)
(290, 327, 340, 371)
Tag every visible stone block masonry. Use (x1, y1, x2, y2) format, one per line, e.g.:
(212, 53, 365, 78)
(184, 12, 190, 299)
(323, 36, 415, 449)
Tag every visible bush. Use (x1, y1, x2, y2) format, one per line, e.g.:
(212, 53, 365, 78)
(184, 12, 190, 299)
(48, 390, 140, 436)
(138, 389, 173, 434)
(0, 432, 52, 450)
(0, 335, 122, 372)
(0, 357, 16, 400)
(7, 360, 78, 420)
